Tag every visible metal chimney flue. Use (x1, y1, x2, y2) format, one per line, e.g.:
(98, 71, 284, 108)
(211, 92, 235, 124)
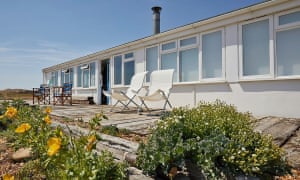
(152, 6, 162, 34)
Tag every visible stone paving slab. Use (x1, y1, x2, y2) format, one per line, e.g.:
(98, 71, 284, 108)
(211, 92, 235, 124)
(50, 104, 160, 135)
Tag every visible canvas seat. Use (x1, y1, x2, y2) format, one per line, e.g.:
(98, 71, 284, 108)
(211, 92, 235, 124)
(52, 83, 73, 105)
(139, 69, 174, 112)
(32, 84, 50, 105)
(103, 71, 147, 112)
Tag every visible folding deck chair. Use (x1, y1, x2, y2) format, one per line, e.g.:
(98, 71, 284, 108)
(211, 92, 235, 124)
(103, 71, 147, 112)
(139, 69, 174, 112)
(52, 83, 73, 105)
(32, 84, 50, 105)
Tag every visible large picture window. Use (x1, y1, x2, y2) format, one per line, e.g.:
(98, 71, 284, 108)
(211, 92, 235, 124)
(241, 19, 270, 76)
(113, 52, 135, 86)
(146, 34, 225, 84)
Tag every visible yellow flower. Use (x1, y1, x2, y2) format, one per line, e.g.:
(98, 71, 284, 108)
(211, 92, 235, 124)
(15, 123, 31, 133)
(44, 115, 51, 124)
(3, 174, 14, 180)
(0, 115, 4, 119)
(5, 107, 17, 119)
(86, 135, 96, 151)
(45, 107, 52, 114)
(47, 137, 61, 156)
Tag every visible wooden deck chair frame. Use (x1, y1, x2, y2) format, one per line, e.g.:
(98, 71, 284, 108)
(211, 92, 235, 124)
(103, 71, 147, 112)
(139, 69, 174, 112)
(32, 84, 50, 105)
(52, 83, 73, 105)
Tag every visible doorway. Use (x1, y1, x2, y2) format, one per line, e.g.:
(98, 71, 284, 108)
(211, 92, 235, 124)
(100, 59, 110, 105)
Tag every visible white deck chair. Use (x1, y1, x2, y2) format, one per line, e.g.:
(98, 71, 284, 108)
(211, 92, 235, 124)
(139, 69, 174, 112)
(103, 71, 147, 112)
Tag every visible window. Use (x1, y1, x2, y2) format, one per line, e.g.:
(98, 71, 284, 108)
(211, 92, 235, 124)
(202, 30, 223, 79)
(61, 68, 74, 85)
(276, 9, 300, 77)
(179, 48, 199, 82)
(114, 55, 122, 85)
(241, 19, 270, 76)
(161, 52, 177, 82)
(77, 62, 96, 88)
(77, 66, 82, 87)
(90, 62, 96, 86)
(124, 61, 135, 85)
(50, 71, 58, 86)
(179, 36, 198, 82)
(162, 41, 176, 51)
(161, 41, 177, 82)
(113, 52, 135, 86)
(146, 46, 158, 82)
(279, 11, 300, 26)
(180, 37, 197, 47)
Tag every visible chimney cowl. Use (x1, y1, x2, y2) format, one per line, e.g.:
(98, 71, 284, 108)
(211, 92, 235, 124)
(152, 6, 162, 34)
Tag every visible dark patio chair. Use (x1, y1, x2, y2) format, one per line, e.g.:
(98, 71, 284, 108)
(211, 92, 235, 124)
(32, 84, 50, 105)
(52, 83, 72, 105)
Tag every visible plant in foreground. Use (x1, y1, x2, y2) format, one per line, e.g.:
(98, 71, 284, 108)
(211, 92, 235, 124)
(137, 100, 290, 179)
(0, 100, 127, 180)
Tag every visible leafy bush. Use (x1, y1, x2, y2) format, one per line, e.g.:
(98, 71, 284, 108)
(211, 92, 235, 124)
(137, 100, 290, 179)
(0, 100, 127, 180)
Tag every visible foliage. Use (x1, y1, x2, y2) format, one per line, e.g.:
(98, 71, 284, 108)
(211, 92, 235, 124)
(137, 100, 290, 179)
(0, 100, 127, 180)
(101, 125, 131, 137)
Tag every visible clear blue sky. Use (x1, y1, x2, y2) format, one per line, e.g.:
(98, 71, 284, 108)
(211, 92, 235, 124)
(0, 0, 264, 90)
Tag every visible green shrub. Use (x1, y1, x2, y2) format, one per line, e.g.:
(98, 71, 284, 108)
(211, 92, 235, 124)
(137, 100, 289, 179)
(1, 101, 127, 180)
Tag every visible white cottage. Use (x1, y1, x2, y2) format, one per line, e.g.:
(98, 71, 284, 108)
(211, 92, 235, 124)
(43, 0, 300, 118)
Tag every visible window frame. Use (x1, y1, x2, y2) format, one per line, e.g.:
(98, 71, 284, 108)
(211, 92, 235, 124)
(160, 41, 178, 82)
(112, 52, 135, 87)
(178, 36, 199, 82)
(61, 68, 74, 85)
(238, 16, 274, 80)
(199, 28, 226, 81)
(274, 8, 300, 79)
(77, 62, 96, 88)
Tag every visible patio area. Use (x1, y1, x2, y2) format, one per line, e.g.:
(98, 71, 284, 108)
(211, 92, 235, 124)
(49, 104, 161, 135)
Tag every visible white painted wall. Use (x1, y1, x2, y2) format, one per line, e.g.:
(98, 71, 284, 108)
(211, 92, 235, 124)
(43, 0, 300, 118)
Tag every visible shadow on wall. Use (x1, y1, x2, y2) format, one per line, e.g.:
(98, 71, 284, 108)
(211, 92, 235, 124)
(239, 79, 300, 92)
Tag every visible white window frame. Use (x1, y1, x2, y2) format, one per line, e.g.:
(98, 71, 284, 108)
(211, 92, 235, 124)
(238, 16, 274, 80)
(199, 28, 225, 82)
(274, 8, 300, 79)
(112, 52, 135, 87)
(123, 52, 135, 86)
(77, 62, 96, 88)
(160, 40, 178, 81)
(275, 8, 300, 30)
(178, 35, 200, 83)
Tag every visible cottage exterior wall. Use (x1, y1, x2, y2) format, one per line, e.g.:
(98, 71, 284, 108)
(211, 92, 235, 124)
(43, 0, 300, 118)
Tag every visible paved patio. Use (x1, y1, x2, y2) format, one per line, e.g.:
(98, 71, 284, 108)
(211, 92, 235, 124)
(50, 104, 161, 135)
